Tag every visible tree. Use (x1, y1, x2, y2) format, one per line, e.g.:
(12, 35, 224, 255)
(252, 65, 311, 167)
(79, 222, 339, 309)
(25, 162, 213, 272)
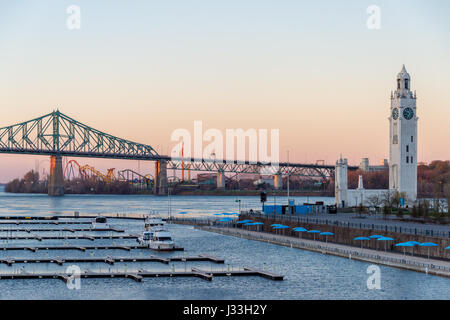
(367, 194, 381, 213)
(444, 183, 450, 216)
(381, 190, 394, 219)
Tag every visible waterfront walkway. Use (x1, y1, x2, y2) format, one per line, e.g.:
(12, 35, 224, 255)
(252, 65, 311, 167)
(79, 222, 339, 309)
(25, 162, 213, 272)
(243, 212, 450, 238)
(198, 226, 450, 278)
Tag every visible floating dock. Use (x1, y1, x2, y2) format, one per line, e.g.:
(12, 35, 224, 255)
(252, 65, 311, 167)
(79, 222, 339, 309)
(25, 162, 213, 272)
(0, 244, 184, 252)
(0, 228, 124, 233)
(0, 221, 92, 225)
(0, 234, 138, 241)
(0, 254, 225, 266)
(0, 267, 283, 283)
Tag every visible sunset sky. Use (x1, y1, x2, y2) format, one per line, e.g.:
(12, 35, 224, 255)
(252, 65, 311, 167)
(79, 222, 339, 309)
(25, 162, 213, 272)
(0, 0, 449, 182)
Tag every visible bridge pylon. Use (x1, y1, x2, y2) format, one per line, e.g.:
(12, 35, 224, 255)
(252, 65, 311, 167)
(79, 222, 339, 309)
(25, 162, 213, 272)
(154, 160, 168, 195)
(48, 155, 64, 196)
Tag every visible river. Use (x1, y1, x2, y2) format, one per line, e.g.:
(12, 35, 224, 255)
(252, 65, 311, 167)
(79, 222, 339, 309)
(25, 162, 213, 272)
(0, 188, 448, 300)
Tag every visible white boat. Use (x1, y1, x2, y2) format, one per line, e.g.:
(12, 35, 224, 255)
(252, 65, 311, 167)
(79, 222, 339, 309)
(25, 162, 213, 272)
(138, 215, 175, 250)
(91, 215, 109, 230)
(137, 229, 175, 251)
(144, 216, 165, 231)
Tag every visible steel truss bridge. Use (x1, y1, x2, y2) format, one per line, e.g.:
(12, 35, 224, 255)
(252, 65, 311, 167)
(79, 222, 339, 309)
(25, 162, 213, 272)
(0, 111, 357, 194)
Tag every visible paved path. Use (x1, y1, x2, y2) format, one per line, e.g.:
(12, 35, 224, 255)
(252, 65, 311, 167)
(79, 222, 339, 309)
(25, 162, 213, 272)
(198, 226, 450, 278)
(243, 212, 450, 238)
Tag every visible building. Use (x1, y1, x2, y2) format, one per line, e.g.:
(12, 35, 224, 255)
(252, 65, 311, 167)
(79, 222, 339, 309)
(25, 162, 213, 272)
(336, 66, 418, 207)
(359, 158, 388, 172)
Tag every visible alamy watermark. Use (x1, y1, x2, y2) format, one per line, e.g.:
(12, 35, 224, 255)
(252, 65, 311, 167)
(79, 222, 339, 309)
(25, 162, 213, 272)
(366, 5, 381, 30)
(366, 265, 381, 290)
(170, 121, 280, 173)
(67, 5, 81, 30)
(66, 265, 81, 290)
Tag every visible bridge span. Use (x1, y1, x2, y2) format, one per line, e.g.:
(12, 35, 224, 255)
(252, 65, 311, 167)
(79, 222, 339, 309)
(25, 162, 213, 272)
(0, 111, 357, 196)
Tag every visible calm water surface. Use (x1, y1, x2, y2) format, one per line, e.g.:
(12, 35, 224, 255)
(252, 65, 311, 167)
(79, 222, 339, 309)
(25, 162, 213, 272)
(0, 188, 448, 300)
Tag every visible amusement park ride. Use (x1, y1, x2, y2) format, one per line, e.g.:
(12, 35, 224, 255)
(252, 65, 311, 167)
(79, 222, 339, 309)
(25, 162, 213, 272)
(63, 159, 155, 187)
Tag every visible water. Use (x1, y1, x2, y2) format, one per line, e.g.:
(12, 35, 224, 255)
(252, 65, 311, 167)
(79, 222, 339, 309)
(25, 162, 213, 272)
(0, 188, 449, 300)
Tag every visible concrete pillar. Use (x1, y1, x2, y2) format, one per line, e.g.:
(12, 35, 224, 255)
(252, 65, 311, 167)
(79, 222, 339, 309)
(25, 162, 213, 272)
(48, 155, 64, 196)
(274, 173, 282, 190)
(358, 175, 364, 189)
(157, 160, 168, 195)
(153, 161, 160, 195)
(216, 171, 225, 189)
(335, 157, 348, 207)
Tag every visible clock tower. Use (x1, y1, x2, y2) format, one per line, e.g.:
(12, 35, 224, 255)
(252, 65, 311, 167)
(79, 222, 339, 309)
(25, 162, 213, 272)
(389, 65, 418, 203)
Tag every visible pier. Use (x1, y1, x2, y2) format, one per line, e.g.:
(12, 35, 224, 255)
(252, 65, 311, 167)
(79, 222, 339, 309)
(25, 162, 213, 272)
(0, 234, 139, 241)
(0, 267, 283, 283)
(0, 254, 225, 266)
(0, 228, 124, 233)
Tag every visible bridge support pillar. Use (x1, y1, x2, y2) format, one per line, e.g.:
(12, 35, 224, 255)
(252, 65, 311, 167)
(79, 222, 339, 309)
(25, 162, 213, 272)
(48, 155, 64, 196)
(154, 160, 168, 195)
(274, 173, 282, 190)
(217, 171, 225, 189)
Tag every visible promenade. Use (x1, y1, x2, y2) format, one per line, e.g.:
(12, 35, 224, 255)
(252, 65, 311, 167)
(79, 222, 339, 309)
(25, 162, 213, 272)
(243, 211, 450, 238)
(197, 225, 450, 278)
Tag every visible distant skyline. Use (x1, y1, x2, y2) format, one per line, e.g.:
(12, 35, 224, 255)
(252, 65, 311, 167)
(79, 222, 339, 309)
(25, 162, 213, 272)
(1, 0, 450, 182)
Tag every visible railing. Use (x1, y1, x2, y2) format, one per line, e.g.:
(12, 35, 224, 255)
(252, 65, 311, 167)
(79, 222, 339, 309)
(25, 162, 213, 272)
(204, 226, 450, 273)
(243, 212, 450, 239)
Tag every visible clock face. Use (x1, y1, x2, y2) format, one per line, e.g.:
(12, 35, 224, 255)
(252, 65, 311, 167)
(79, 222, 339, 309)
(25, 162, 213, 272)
(403, 107, 414, 120)
(392, 108, 399, 120)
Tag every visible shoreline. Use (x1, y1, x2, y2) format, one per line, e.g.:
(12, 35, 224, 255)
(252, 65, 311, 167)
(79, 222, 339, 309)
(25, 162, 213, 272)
(195, 225, 450, 278)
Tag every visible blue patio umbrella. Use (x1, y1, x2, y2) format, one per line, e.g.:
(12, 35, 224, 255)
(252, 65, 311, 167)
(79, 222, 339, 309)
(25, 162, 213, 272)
(293, 227, 307, 238)
(177, 212, 188, 214)
(405, 241, 422, 245)
(236, 220, 252, 224)
(420, 242, 438, 259)
(221, 213, 234, 216)
(273, 225, 289, 235)
(320, 232, 334, 243)
(445, 246, 450, 250)
(401, 241, 422, 256)
(218, 217, 234, 223)
(273, 225, 289, 229)
(271, 224, 283, 227)
(307, 230, 321, 241)
(213, 213, 223, 216)
(244, 222, 264, 231)
(376, 236, 394, 251)
(370, 235, 385, 250)
(395, 242, 415, 255)
(353, 236, 370, 249)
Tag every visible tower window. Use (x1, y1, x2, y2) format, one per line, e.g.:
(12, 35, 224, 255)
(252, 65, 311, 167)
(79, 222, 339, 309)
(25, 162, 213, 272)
(411, 156, 413, 163)
(397, 79, 401, 89)
(411, 136, 414, 142)
(405, 79, 409, 90)
(406, 145, 409, 152)
(406, 156, 409, 163)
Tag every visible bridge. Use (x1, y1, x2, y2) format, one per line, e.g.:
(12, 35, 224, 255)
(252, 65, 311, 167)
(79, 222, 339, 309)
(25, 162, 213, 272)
(0, 111, 357, 196)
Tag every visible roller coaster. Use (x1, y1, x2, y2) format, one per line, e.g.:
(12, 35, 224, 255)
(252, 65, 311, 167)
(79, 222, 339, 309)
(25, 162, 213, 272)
(64, 160, 154, 186)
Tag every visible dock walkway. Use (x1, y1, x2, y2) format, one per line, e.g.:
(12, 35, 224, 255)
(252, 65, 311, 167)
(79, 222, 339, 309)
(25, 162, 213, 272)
(0, 255, 225, 266)
(0, 267, 283, 283)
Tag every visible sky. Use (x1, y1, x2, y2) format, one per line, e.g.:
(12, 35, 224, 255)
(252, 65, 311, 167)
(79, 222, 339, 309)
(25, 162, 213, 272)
(0, 0, 449, 182)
